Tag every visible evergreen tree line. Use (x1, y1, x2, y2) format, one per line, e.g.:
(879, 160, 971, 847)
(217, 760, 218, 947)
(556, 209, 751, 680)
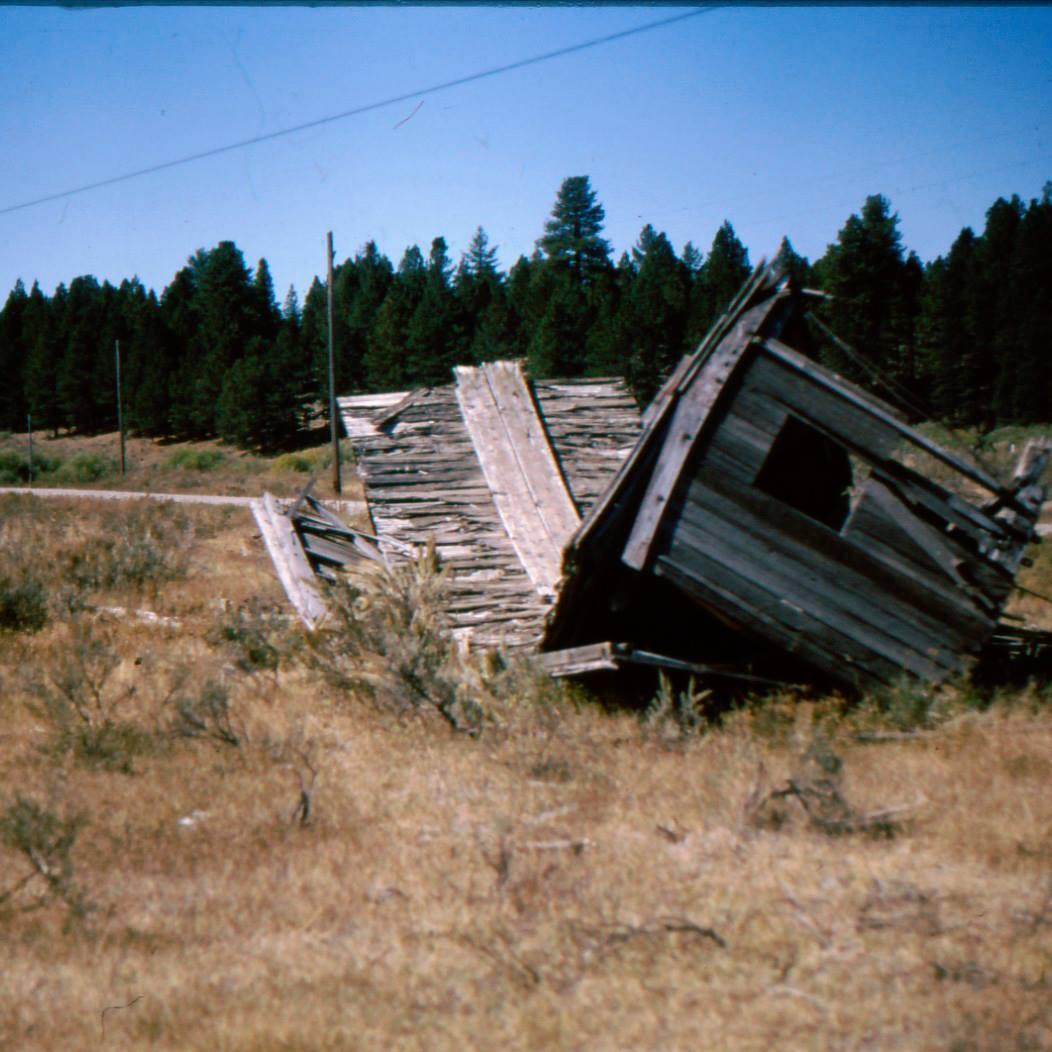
(0, 176, 1049, 451)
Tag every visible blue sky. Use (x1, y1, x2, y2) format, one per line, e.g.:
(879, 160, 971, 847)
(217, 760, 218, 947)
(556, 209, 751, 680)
(1, 5, 1049, 303)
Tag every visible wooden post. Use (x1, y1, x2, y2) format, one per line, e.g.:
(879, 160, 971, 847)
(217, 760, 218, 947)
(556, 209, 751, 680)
(327, 231, 341, 495)
(26, 413, 32, 487)
(115, 339, 126, 477)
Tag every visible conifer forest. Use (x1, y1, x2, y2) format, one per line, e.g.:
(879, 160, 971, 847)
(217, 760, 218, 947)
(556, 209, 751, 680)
(1, 176, 1050, 452)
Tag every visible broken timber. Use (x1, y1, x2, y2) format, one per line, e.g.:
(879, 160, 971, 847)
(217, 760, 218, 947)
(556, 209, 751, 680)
(258, 262, 1047, 694)
(336, 367, 641, 650)
(544, 260, 1050, 691)
(253, 486, 384, 630)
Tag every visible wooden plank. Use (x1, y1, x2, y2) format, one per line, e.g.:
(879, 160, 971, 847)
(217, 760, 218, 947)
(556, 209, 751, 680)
(622, 290, 789, 571)
(670, 502, 964, 678)
(540, 642, 620, 677)
(455, 361, 580, 596)
(653, 554, 903, 689)
(677, 470, 990, 645)
(252, 493, 328, 631)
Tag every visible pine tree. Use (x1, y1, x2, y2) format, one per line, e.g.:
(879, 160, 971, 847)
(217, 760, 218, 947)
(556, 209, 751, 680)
(57, 275, 105, 432)
(406, 238, 463, 386)
(681, 241, 703, 277)
(128, 290, 174, 436)
(341, 241, 393, 396)
(622, 226, 689, 402)
(456, 227, 506, 361)
(0, 280, 28, 430)
(460, 226, 499, 278)
(365, 245, 426, 390)
(526, 266, 591, 378)
(188, 242, 258, 436)
(24, 282, 63, 436)
(251, 258, 281, 341)
(537, 176, 612, 284)
(773, 237, 810, 288)
(158, 265, 200, 437)
(811, 196, 911, 387)
(688, 221, 750, 346)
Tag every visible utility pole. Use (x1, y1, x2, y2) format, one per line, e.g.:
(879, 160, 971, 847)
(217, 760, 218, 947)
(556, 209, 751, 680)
(26, 414, 32, 487)
(327, 230, 341, 495)
(115, 339, 127, 477)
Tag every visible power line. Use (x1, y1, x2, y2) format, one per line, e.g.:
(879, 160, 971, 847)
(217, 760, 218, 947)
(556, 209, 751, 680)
(0, 7, 718, 219)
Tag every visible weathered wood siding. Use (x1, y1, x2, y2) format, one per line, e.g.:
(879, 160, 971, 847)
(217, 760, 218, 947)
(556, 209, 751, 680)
(653, 343, 1009, 688)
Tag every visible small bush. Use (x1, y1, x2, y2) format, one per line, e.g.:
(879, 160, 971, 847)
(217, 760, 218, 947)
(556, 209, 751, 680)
(63, 501, 194, 597)
(28, 623, 152, 773)
(272, 442, 354, 475)
(860, 678, 960, 732)
(0, 794, 87, 917)
(52, 452, 115, 484)
(0, 448, 62, 483)
(312, 548, 483, 735)
(0, 449, 26, 484)
(0, 571, 49, 633)
(166, 448, 225, 472)
(171, 680, 242, 748)
(643, 673, 710, 740)
(273, 452, 313, 473)
(208, 600, 287, 673)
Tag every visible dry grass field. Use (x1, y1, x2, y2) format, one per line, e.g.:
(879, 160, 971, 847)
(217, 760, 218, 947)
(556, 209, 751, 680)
(0, 427, 354, 500)
(0, 440, 1051, 1050)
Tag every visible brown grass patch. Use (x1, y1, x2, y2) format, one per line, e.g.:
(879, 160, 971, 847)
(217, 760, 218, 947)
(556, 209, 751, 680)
(1, 428, 362, 502)
(0, 497, 1050, 1050)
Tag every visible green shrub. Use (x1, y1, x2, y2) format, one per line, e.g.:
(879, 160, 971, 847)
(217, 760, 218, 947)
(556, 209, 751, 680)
(0, 794, 87, 916)
(272, 452, 313, 473)
(272, 443, 353, 474)
(312, 549, 483, 735)
(52, 452, 114, 484)
(0, 448, 62, 484)
(0, 449, 25, 484)
(208, 599, 287, 673)
(28, 623, 152, 774)
(171, 680, 242, 748)
(166, 448, 225, 472)
(0, 572, 49, 633)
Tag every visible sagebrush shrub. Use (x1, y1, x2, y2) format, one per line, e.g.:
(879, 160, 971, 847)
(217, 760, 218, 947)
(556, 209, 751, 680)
(0, 794, 87, 916)
(171, 680, 242, 748)
(166, 448, 225, 472)
(64, 500, 194, 596)
(208, 599, 287, 673)
(0, 571, 49, 633)
(312, 548, 484, 735)
(53, 452, 115, 484)
(28, 622, 152, 773)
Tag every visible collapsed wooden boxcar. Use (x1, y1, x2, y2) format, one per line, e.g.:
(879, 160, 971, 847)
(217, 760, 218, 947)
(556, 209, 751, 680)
(543, 262, 1048, 691)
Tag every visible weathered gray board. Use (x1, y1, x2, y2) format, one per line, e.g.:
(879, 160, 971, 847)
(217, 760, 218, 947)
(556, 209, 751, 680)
(337, 366, 641, 650)
(252, 493, 328, 630)
(454, 361, 580, 597)
(545, 261, 1048, 691)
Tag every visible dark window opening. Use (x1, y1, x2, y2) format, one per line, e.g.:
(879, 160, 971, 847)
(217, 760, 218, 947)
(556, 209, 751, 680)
(754, 415, 853, 531)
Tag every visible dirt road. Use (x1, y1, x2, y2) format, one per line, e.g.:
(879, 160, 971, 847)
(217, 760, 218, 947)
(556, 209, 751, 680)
(0, 486, 367, 516)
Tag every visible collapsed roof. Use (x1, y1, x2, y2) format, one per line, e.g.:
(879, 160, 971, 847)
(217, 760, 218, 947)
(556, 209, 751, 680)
(257, 261, 1049, 693)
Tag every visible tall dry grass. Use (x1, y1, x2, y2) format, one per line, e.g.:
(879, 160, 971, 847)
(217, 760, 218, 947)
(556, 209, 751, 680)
(0, 494, 1050, 1050)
